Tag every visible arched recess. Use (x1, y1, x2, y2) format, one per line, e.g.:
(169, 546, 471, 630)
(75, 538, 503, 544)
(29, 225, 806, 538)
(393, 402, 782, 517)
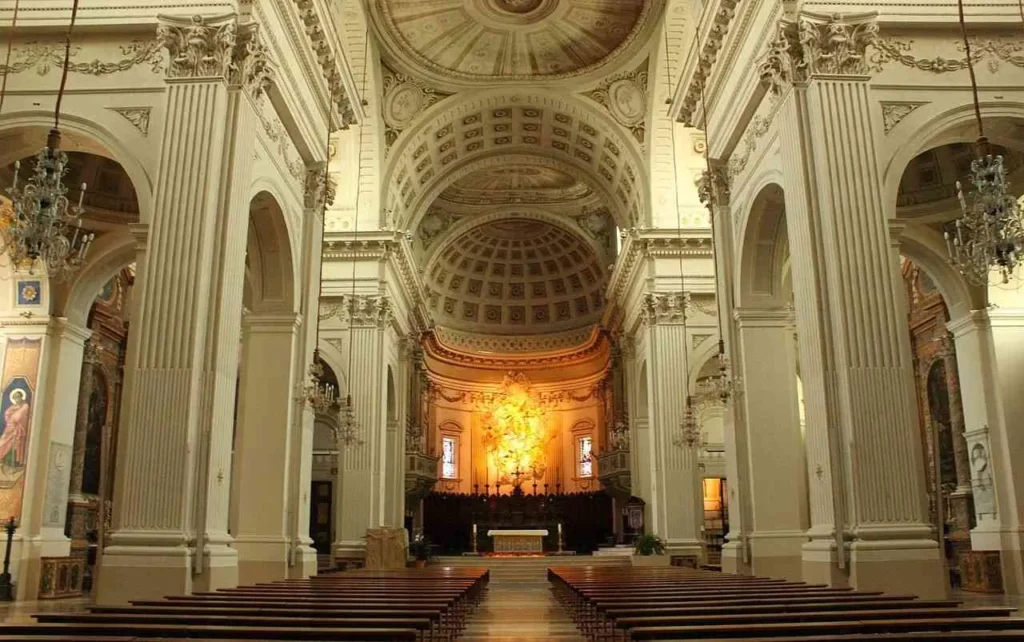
(387, 366, 398, 423)
(882, 101, 1024, 219)
(898, 226, 982, 322)
(0, 113, 154, 222)
(384, 89, 648, 230)
(58, 231, 138, 326)
(736, 182, 789, 310)
(245, 191, 297, 315)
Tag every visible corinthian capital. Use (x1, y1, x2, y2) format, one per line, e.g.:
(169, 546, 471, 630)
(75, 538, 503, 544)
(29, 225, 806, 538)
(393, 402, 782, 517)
(643, 292, 690, 326)
(697, 166, 731, 211)
(304, 165, 336, 213)
(757, 12, 878, 92)
(157, 14, 237, 79)
(232, 24, 273, 98)
(347, 295, 394, 329)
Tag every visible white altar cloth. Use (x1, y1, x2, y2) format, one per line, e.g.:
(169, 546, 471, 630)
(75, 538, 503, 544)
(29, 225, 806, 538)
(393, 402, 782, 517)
(487, 529, 549, 553)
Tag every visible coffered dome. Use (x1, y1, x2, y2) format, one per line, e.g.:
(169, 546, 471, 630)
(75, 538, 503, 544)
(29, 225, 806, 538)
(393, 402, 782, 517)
(373, 0, 654, 84)
(425, 218, 605, 335)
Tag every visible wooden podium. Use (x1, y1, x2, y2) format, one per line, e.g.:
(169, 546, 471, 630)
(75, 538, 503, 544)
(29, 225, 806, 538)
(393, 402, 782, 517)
(488, 529, 548, 554)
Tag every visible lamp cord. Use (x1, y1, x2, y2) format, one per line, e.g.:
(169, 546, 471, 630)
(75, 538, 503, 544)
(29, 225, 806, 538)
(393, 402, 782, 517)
(54, 0, 81, 130)
(957, 0, 984, 140)
(0, 0, 21, 116)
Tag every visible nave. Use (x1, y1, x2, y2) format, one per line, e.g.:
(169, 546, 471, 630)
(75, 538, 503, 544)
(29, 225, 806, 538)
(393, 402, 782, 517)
(0, 556, 1023, 641)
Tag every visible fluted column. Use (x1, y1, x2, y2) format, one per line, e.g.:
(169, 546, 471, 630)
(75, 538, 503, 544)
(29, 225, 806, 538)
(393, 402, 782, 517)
(231, 314, 300, 584)
(734, 308, 807, 580)
(642, 293, 703, 561)
(766, 12, 943, 596)
(97, 14, 270, 604)
(333, 296, 391, 559)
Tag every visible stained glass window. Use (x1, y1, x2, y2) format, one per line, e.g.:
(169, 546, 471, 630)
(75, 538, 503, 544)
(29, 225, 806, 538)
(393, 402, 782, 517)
(442, 436, 457, 479)
(578, 436, 593, 478)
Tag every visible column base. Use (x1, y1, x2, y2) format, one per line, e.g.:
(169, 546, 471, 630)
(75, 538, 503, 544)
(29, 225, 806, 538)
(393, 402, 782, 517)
(848, 538, 947, 599)
(720, 540, 751, 576)
(332, 540, 366, 566)
(971, 525, 1024, 595)
(665, 539, 704, 567)
(802, 538, 850, 588)
(234, 536, 289, 585)
(749, 530, 806, 581)
(289, 543, 319, 580)
(96, 543, 238, 605)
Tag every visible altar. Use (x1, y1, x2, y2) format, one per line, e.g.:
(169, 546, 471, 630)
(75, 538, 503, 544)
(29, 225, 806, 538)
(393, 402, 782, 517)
(488, 529, 549, 554)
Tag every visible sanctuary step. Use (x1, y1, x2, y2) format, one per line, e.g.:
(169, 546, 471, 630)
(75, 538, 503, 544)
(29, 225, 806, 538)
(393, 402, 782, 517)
(550, 565, 1024, 641)
(593, 545, 634, 557)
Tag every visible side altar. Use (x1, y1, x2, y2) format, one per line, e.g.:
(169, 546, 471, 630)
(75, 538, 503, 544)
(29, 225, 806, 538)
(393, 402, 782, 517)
(488, 529, 549, 554)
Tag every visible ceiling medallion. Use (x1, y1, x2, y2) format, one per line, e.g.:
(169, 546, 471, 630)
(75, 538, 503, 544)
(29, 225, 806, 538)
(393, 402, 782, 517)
(478, 0, 557, 23)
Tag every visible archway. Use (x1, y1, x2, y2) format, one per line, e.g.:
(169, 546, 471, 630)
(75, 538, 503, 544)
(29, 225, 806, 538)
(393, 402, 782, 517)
(229, 191, 300, 585)
(731, 181, 808, 581)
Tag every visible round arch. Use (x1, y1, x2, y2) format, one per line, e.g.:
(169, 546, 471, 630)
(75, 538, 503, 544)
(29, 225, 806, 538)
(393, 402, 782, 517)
(0, 112, 154, 222)
(688, 337, 722, 394)
(736, 182, 789, 310)
(246, 191, 297, 315)
(317, 339, 349, 394)
(882, 101, 1024, 218)
(58, 231, 137, 326)
(384, 88, 648, 230)
(898, 226, 983, 321)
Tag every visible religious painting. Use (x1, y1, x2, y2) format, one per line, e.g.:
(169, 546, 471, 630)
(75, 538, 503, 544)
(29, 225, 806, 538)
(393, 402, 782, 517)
(81, 371, 108, 496)
(0, 338, 42, 521)
(16, 280, 42, 306)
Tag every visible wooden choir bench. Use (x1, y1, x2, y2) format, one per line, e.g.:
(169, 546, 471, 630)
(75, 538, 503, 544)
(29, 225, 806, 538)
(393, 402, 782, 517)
(0, 566, 488, 641)
(548, 565, 1024, 641)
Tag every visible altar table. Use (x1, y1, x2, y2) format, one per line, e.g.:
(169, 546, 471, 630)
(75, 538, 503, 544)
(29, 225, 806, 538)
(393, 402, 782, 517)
(487, 529, 549, 554)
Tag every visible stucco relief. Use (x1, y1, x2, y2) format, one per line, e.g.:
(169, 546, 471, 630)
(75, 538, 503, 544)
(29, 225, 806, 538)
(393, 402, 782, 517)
(582, 62, 649, 145)
(870, 37, 1024, 74)
(382, 63, 454, 150)
(880, 102, 928, 135)
(0, 40, 163, 76)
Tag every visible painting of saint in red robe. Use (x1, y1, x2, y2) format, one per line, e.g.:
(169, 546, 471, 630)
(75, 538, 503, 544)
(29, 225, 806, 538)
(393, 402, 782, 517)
(0, 381, 32, 472)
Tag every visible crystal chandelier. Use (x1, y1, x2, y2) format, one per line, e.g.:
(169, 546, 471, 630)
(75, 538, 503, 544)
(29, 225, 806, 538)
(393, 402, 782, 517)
(699, 342, 742, 403)
(334, 394, 362, 447)
(299, 350, 336, 414)
(946, 145, 1024, 285)
(944, 0, 1024, 285)
(674, 396, 704, 450)
(0, 1, 95, 281)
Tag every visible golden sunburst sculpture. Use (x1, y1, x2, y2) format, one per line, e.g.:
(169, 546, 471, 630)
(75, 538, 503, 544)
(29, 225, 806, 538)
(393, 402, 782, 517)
(480, 372, 552, 488)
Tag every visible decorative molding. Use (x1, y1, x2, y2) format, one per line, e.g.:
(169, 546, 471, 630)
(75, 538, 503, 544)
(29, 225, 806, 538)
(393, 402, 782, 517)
(304, 165, 337, 212)
(697, 167, 731, 210)
(642, 292, 689, 326)
(880, 101, 928, 135)
(382, 62, 453, 152)
(582, 60, 649, 145)
(107, 107, 152, 136)
(433, 325, 598, 354)
(423, 328, 608, 371)
(870, 37, 1024, 75)
(675, 0, 741, 126)
(253, 91, 305, 181)
(291, 0, 357, 127)
(348, 295, 393, 329)
(0, 39, 163, 76)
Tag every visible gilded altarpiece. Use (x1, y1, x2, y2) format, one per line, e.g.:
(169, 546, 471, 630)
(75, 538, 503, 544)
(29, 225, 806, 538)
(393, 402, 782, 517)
(66, 270, 133, 584)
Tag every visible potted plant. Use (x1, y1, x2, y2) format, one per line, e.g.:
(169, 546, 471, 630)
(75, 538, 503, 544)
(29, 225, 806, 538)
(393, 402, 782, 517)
(409, 535, 432, 568)
(631, 533, 670, 567)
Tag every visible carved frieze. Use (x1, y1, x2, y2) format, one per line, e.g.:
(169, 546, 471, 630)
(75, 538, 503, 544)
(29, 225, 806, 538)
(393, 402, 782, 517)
(870, 37, 1024, 74)
(643, 292, 689, 326)
(0, 40, 163, 77)
(582, 61, 649, 145)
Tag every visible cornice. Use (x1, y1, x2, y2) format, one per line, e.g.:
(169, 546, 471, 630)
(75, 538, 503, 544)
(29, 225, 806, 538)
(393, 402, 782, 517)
(605, 229, 713, 307)
(423, 327, 610, 372)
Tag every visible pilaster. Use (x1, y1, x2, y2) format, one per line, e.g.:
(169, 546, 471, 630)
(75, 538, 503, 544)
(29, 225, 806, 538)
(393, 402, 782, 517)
(333, 295, 392, 559)
(734, 308, 806, 581)
(97, 13, 269, 604)
(770, 11, 944, 596)
(641, 293, 703, 562)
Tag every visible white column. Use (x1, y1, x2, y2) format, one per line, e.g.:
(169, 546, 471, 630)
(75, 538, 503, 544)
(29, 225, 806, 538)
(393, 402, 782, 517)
(949, 310, 1024, 593)
(10, 318, 91, 600)
(232, 314, 300, 584)
(734, 308, 807, 580)
(97, 14, 266, 604)
(772, 13, 944, 597)
(642, 293, 703, 562)
(333, 296, 391, 559)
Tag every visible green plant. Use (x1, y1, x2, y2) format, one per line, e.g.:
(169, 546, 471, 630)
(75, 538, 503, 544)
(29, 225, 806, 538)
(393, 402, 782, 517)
(633, 533, 666, 556)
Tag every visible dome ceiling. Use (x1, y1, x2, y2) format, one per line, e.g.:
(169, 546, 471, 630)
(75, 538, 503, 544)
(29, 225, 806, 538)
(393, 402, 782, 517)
(898, 142, 1023, 211)
(375, 0, 653, 83)
(441, 162, 594, 205)
(425, 218, 605, 335)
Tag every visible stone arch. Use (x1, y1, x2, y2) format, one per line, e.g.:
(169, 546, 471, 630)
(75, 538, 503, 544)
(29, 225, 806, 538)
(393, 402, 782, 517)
(737, 182, 789, 309)
(899, 226, 982, 321)
(384, 89, 647, 230)
(316, 340, 349, 394)
(688, 336, 721, 394)
(58, 231, 137, 327)
(245, 191, 297, 315)
(882, 100, 1024, 218)
(0, 112, 154, 222)
(636, 359, 650, 421)
(386, 365, 398, 423)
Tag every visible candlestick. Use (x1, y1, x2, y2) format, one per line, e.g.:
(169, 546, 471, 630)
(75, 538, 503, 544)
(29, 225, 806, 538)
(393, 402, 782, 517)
(558, 522, 562, 535)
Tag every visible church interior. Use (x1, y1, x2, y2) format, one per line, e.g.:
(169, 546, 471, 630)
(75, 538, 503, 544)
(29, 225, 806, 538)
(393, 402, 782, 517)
(0, 0, 1023, 640)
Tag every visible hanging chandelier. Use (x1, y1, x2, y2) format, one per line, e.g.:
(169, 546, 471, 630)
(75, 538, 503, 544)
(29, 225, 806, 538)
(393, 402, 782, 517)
(0, 0, 95, 281)
(300, 350, 337, 414)
(673, 396, 703, 450)
(944, 0, 1024, 286)
(334, 393, 361, 447)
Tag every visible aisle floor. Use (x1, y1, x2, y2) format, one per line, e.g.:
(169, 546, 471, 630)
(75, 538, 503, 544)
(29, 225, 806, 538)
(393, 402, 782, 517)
(461, 565, 585, 641)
